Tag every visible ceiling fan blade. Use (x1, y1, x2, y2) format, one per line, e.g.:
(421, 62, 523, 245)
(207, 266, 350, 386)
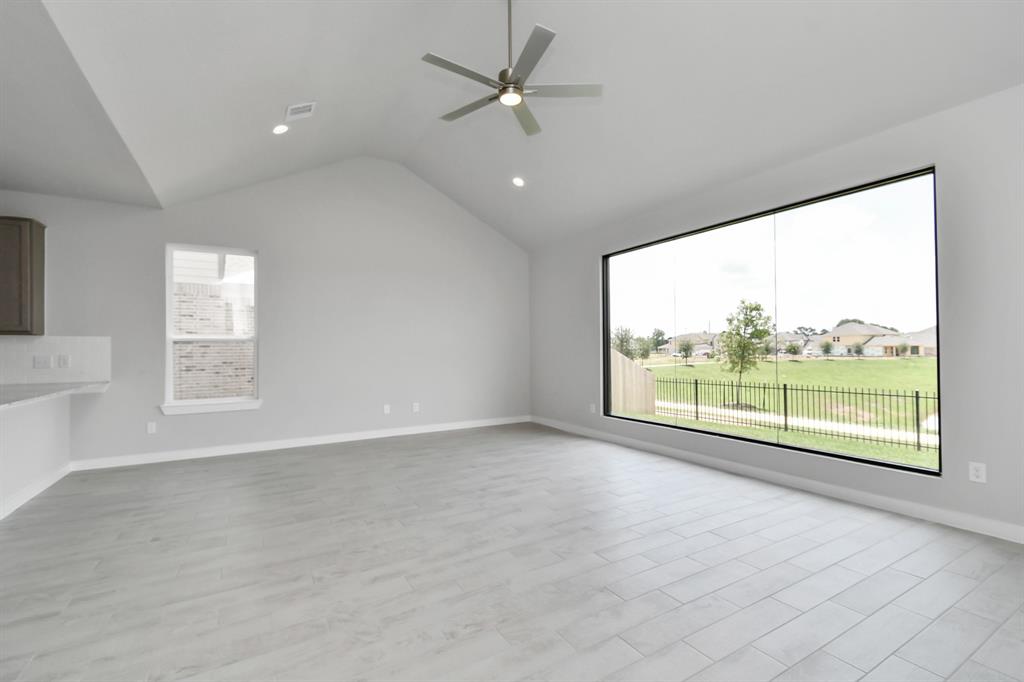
(511, 24, 556, 84)
(422, 53, 502, 89)
(441, 94, 499, 121)
(526, 83, 603, 98)
(512, 101, 541, 136)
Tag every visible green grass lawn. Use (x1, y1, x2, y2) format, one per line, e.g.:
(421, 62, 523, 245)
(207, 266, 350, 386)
(620, 356, 941, 470)
(648, 357, 938, 392)
(619, 411, 939, 470)
(648, 357, 939, 427)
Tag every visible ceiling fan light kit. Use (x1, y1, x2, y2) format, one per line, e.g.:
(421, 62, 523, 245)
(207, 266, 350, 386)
(498, 81, 524, 107)
(422, 0, 602, 135)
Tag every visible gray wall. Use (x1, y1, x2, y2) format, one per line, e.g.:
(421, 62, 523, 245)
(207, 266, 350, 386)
(0, 158, 530, 462)
(1, 89, 1020, 532)
(0, 396, 69, 516)
(530, 86, 1023, 529)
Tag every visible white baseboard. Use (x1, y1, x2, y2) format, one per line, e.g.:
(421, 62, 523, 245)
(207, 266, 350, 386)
(0, 463, 72, 520)
(531, 416, 1024, 544)
(70, 415, 533, 472)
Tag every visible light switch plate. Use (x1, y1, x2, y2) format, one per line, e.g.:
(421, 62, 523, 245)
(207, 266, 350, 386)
(147, 421, 157, 435)
(383, 404, 391, 415)
(412, 402, 420, 413)
(33, 355, 53, 369)
(968, 462, 987, 483)
(57, 354, 71, 368)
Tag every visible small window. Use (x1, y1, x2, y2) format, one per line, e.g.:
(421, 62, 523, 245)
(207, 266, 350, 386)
(162, 245, 260, 415)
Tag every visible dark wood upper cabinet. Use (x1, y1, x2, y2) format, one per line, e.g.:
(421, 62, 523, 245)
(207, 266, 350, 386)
(0, 217, 45, 335)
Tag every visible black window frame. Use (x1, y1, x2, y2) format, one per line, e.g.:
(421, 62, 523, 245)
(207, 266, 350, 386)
(601, 167, 942, 476)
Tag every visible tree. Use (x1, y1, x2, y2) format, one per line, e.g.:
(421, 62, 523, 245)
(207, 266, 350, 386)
(677, 339, 694, 365)
(897, 343, 910, 357)
(794, 326, 817, 338)
(785, 342, 801, 356)
(650, 329, 667, 352)
(869, 322, 899, 332)
(761, 340, 775, 359)
(635, 337, 652, 365)
(820, 340, 833, 357)
(836, 318, 864, 326)
(852, 342, 865, 357)
(718, 300, 774, 402)
(612, 327, 636, 359)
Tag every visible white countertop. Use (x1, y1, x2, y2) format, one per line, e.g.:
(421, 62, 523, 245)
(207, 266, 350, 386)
(0, 382, 110, 410)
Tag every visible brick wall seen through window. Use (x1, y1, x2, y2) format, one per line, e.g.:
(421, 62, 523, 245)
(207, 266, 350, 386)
(168, 248, 256, 403)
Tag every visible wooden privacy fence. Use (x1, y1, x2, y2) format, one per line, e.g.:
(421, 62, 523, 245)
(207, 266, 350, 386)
(609, 349, 656, 415)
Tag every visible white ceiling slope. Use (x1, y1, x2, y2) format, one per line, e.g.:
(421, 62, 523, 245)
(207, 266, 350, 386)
(0, 0, 159, 207)
(6, 1, 1024, 246)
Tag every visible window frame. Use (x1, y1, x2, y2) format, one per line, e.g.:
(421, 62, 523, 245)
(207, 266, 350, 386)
(161, 243, 262, 416)
(601, 167, 942, 476)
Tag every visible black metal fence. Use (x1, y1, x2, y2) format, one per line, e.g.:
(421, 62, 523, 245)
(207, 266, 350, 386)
(655, 378, 939, 450)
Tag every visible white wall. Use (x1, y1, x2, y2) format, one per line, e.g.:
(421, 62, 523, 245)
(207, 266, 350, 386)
(531, 86, 1024, 535)
(0, 396, 70, 517)
(0, 336, 110, 384)
(0, 157, 530, 463)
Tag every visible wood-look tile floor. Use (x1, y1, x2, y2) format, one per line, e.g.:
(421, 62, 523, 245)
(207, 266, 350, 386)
(2, 424, 1021, 682)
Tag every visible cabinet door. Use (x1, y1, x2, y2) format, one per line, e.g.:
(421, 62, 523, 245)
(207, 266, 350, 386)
(0, 217, 44, 334)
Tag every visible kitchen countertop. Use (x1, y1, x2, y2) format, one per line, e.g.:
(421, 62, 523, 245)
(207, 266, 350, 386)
(0, 382, 110, 410)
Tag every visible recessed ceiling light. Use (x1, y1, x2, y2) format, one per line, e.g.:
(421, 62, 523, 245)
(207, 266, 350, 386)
(512, 176, 525, 188)
(272, 124, 289, 135)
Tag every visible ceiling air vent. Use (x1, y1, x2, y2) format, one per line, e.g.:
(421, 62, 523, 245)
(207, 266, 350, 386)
(285, 102, 316, 122)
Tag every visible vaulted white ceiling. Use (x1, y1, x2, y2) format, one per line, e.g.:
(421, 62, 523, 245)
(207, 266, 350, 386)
(3, 0, 1022, 247)
(0, 0, 159, 206)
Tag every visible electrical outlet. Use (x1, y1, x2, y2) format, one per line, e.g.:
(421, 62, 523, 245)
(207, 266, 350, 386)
(57, 354, 71, 368)
(590, 403, 597, 414)
(968, 462, 987, 483)
(146, 421, 157, 435)
(33, 355, 53, 369)
(412, 402, 420, 413)
(383, 403, 391, 415)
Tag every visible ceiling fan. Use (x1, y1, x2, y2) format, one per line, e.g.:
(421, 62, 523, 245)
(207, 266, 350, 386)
(422, 0, 602, 136)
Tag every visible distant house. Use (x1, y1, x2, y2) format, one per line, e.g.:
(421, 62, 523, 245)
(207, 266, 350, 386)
(805, 335, 845, 356)
(775, 332, 807, 354)
(864, 326, 937, 357)
(825, 322, 898, 347)
(665, 331, 811, 357)
(661, 332, 717, 355)
(692, 343, 715, 358)
(802, 322, 905, 356)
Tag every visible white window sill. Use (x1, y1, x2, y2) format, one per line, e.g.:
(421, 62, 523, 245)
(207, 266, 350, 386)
(160, 398, 262, 416)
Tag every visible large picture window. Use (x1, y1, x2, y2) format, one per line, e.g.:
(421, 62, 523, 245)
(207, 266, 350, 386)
(603, 169, 940, 472)
(162, 244, 260, 415)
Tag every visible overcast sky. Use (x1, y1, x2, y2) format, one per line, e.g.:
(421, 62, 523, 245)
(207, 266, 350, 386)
(608, 174, 937, 337)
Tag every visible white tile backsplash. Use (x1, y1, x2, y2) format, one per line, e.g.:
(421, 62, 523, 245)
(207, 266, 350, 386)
(0, 336, 111, 384)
